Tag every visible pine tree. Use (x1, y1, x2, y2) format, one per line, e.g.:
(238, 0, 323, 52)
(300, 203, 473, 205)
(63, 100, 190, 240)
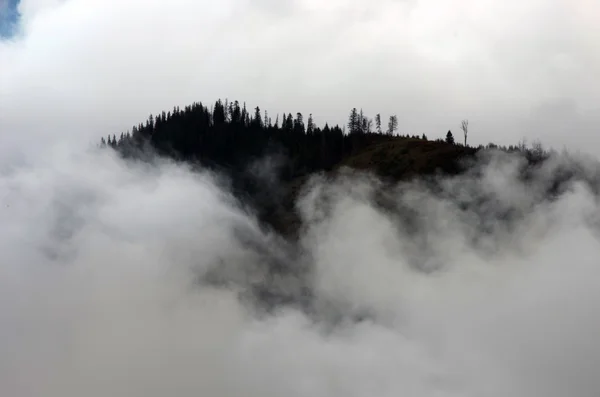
(253, 106, 262, 128)
(375, 114, 382, 134)
(362, 117, 370, 134)
(446, 130, 455, 144)
(224, 99, 230, 122)
(358, 109, 365, 134)
(241, 102, 248, 126)
(307, 114, 315, 135)
(284, 113, 294, 131)
(348, 108, 358, 134)
(387, 115, 398, 135)
(213, 99, 226, 125)
(294, 113, 305, 134)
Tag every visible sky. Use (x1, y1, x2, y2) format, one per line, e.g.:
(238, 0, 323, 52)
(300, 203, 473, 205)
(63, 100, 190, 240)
(0, 0, 599, 156)
(3, 2, 600, 396)
(0, 0, 20, 37)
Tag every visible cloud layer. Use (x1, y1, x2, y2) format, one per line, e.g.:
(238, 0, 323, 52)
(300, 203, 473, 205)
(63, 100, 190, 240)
(1, 0, 599, 154)
(2, 144, 600, 396)
(2, 1, 600, 395)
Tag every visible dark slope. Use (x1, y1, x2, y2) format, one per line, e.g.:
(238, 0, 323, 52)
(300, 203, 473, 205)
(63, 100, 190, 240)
(100, 99, 600, 315)
(101, 99, 483, 237)
(341, 138, 477, 180)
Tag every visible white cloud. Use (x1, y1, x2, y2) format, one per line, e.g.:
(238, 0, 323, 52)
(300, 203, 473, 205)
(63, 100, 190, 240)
(2, 145, 600, 396)
(1, 0, 599, 155)
(3, 2, 600, 396)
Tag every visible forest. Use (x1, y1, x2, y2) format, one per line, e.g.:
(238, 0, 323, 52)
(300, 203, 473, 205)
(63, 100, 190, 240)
(100, 99, 555, 235)
(101, 99, 548, 180)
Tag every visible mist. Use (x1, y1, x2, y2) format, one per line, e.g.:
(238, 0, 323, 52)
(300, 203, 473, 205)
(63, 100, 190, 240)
(1, 141, 600, 397)
(2, 0, 600, 152)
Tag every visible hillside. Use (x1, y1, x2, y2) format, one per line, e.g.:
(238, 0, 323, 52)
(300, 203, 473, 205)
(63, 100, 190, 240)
(101, 99, 541, 236)
(340, 138, 477, 180)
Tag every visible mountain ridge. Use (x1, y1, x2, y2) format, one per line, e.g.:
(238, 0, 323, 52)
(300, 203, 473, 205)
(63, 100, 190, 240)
(100, 99, 556, 236)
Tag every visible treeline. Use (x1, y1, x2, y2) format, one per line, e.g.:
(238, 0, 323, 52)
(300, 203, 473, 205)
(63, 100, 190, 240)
(440, 129, 551, 160)
(102, 99, 550, 180)
(101, 99, 431, 180)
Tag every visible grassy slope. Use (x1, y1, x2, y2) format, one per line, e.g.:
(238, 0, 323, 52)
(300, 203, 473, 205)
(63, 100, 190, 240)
(340, 138, 477, 180)
(263, 138, 478, 237)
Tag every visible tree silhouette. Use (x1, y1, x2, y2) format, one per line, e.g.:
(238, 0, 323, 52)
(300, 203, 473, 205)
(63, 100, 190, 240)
(101, 99, 516, 188)
(387, 115, 398, 135)
(348, 108, 359, 134)
(461, 119, 469, 146)
(253, 106, 262, 128)
(307, 114, 315, 135)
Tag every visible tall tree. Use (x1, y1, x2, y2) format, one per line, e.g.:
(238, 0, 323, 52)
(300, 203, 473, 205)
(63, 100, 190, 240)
(231, 101, 241, 124)
(358, 109, 365, 134)
(284, 113, 294, 131)
(147, 114, 154, 130)
(253, 106, 262, 128)
(461, 119, 469, 146)
(348, 108, 359, 134)
(387, 115, 398, 135)
(307, 113, 315, 135)
(446, 130, 455, 144)
(213, 99, 226, 125)
(241, 102, 248, 126)
(375, 114, 382, 134)
(294, 113, 305, 134)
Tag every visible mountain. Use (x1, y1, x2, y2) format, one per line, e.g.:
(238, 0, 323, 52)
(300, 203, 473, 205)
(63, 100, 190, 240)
(100, 99, 549, 237)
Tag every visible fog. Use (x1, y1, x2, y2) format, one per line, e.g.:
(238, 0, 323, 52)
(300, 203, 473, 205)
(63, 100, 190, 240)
(2, 0, 600, 394)
(1, 142, 600, 397)
(2, 0, 600, 152)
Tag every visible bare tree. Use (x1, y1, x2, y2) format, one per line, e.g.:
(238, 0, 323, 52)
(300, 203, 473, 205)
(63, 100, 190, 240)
(461, 119, 469, 146)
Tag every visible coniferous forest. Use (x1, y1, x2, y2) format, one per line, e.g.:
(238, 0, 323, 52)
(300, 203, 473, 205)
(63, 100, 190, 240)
(101, 100, 424, 179)
(100, 99, 558, 235)
(101, 99, 546, 178)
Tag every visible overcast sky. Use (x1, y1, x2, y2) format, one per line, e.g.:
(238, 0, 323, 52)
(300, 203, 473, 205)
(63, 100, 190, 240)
(4, 3, 600, 396)
(1, 0, 599, 155)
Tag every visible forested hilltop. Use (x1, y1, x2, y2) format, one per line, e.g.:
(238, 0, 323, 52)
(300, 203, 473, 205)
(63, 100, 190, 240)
(100, 99, 559, 235)
(101, 99, 549, 179)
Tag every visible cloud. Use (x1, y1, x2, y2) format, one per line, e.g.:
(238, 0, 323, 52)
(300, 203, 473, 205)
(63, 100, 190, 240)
(1, 0, 599, 155)
(2, 1, 600, 395)
(3, 143, 600, 396)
